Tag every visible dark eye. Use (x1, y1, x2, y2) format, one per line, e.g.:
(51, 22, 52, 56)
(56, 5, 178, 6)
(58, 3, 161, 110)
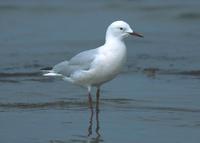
(120, 27, 123, 30)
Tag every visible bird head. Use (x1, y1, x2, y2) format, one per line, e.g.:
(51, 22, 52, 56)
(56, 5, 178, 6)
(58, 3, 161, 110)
(106, 20, 143, 41)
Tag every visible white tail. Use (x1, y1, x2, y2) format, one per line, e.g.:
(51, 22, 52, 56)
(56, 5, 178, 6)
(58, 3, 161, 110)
(43, 72, 62, 77)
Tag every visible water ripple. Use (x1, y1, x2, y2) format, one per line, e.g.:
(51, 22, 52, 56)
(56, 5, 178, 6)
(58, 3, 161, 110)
(1, 99, 199, 113)
(0, 71, 40, 78)
(0, 100, 88, 110)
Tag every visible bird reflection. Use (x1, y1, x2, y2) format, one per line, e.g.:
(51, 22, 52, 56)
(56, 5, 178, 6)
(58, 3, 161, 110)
(87, 88, 101, 141)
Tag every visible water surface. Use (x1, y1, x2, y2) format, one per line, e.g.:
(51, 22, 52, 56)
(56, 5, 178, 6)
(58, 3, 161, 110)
(0, 0, 200, 143)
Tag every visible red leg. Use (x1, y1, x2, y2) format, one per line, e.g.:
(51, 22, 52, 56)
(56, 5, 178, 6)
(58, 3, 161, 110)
(88, 93, 93, 109)
(96, 88, 100, 112)
(87, 92, 94, 136)
(95, 88, 100, 137)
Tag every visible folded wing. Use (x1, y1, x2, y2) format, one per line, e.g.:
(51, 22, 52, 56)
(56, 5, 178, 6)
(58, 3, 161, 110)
(48, 48, 98, 77)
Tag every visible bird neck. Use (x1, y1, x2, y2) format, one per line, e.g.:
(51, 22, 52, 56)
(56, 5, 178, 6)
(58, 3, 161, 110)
(105, 35, 125, 47)
(102, 37, 126, 54)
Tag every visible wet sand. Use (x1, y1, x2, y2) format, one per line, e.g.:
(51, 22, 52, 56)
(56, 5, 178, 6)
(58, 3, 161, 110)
(0, 72, 200, 143)
(0, 0, 200, 143)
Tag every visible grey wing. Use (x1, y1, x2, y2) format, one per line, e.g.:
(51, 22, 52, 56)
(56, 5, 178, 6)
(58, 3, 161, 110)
(52, 48, 98, 76)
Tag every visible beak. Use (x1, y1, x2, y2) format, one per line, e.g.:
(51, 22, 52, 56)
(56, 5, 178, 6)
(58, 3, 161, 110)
(129, 32, 144, 38)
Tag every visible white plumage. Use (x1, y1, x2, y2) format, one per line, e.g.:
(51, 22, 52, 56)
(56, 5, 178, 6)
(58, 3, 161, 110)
(42, 20, 143, 101)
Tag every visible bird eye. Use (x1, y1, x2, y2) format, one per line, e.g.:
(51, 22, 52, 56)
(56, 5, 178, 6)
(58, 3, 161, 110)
(120, 27, 123, 30)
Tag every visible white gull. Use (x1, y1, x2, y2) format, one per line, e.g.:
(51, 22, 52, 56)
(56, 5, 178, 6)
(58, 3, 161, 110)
(42, 20, 143, 106)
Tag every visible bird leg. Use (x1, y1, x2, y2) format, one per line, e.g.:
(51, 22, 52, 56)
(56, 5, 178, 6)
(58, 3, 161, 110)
(88, 93, 93, 110)
(96, 88, 100, 112)
(87, 90, 94, 136)
(87, 86, 93, 109)
(95, 87, 100, 137)
(87, 85, 94, 136)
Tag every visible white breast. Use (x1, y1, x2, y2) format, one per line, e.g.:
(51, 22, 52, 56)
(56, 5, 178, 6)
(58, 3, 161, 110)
(89, 41, 127, 85)
(71, 41, 127, 87)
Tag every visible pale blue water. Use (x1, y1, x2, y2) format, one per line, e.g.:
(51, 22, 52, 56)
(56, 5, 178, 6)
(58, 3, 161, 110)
(0, 0, 200, 143)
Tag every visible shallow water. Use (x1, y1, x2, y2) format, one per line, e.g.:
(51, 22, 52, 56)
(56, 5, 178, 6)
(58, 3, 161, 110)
(0, 0, 200, 143)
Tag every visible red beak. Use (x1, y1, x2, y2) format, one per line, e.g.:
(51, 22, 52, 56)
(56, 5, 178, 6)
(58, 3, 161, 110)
(129, 32, 143, 38)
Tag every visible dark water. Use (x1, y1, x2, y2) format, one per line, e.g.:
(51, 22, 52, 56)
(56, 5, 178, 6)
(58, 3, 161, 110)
(0, 0, 200, 143)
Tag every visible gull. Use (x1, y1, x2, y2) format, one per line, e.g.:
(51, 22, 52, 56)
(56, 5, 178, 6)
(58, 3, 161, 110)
(42, 20, 143, 107)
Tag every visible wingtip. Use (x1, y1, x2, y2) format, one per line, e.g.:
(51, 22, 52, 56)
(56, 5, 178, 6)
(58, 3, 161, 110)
(40, 67, 53, 71)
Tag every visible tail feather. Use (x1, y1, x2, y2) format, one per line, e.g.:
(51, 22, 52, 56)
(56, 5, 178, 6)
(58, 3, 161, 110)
(41, 66, 62, 77)
(43, 72, 62, 76)
(41, 66, 73, 83)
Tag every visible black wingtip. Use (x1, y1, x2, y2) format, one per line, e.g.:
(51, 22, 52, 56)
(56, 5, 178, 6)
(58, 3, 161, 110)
(40, 67, 53, 71)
